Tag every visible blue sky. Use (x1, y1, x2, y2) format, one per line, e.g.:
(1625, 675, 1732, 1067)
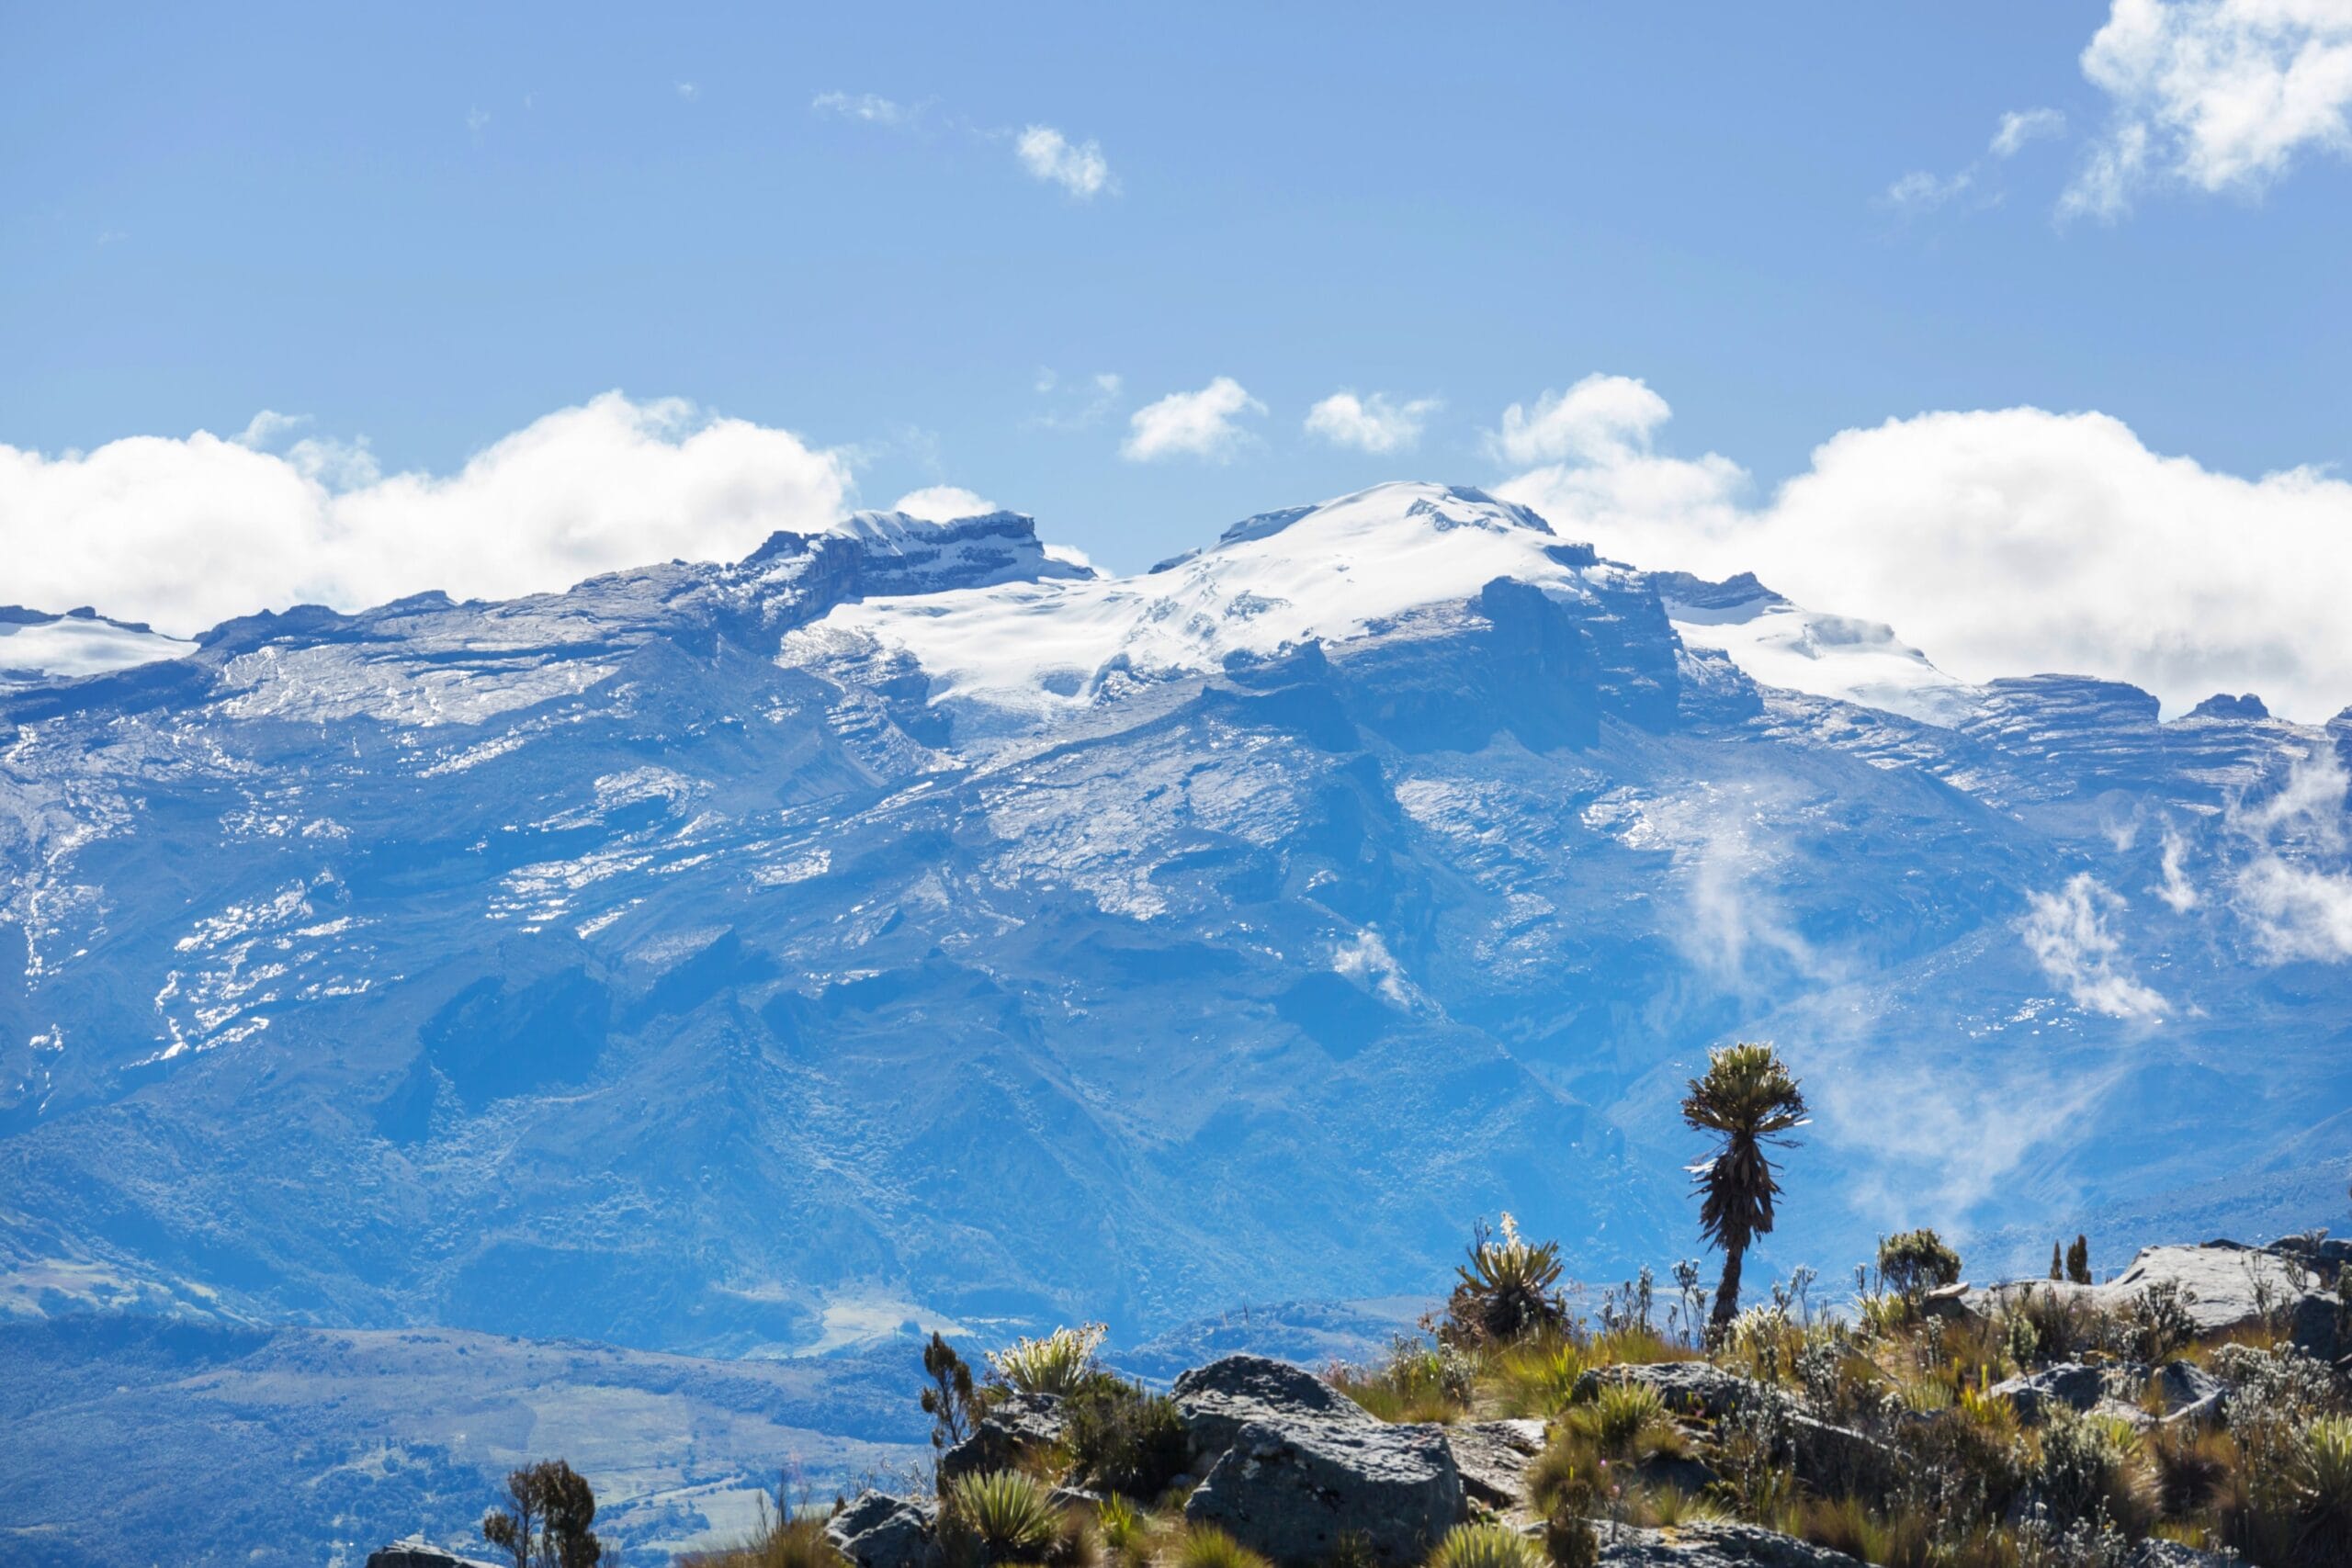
(6, 3, 2352, 713)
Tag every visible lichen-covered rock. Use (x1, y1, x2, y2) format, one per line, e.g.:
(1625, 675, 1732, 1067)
(365, 1544, 499, 1568)
(1574, 1360, 1759, 1420)
(1969, 1242, 2337, 1354)
(2151, 1359, 2224, 1423)
(2127, 1540, 2237, 1568)
(1183, 1416, 1464, 1566)
(937, 1392, 1067, 1483)
(1987, 1362, 2108, 1424)
(1598, 1520, 1863, 1566)
(826, 1490, 938, 1568)
(1172, 1354, 1368, 1460)
(1444, 1418, 1547, 1511)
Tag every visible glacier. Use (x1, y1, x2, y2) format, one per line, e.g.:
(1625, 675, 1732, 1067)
(2, 479, 2348, 1369)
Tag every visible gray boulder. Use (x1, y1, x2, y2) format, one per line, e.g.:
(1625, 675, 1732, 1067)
(1987, 1362, 2108, 1424)
(826, 1490, 939, 1568)
(1172, 1354, 1368, 1459)
(1184, 1416, 1464, 1567)
(1574, 1360, 1759, 1420)
(2151, 1359, 2224, 1423)
(365, 1545, 499, 1568)
(1445, 1417, 1547, 1511)
(2127, 1541, 2238, 1568)
(1972, 1243, 2335, 1353)
(1599, 1521, 1862, 1566)
(938, 1392, 1068, 1483)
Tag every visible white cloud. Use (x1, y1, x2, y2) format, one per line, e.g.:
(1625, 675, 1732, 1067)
(2064, 0, 2352, 218)
(1304, 391, 1440, 456)
(676, 82, 699, 102)
(1885, 168, 1975, 210)
(891, 484, 999, 521)
(465, 107, 491, 134)
(0, 392, 855, 637)
(1494, 383, 2352, 722)
(1015, 125, 1116, 198)
(1487, 374, 1675, 467)
(811, 91, 911, 126)
(1992, 107, 2070, 156)
(1121, 377, 1265, 463)
(2225, 749, 2352, 959)
(2019, 874, 2170, 1019)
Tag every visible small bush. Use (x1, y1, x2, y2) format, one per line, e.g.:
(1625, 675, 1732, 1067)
(944, 1471, 1060, 1564)
(1428, 1522, 1543, 1568)
(1332, 1338, 1474, 1424)
(1170, 1525, 1272, 1568)
(2035, 1414, 2151, 1535)
(1095, 1495, 1147, 1568)
(1570, 1382, 1668, 1461)
(1492, 1337, 1589, 1419)
(2120, 1281, 2199, 1364)
(1540, 1514, 1598, 1568)
(987, 1325, 1109, 1396)
(2146, 1425, 2232, 1520)
(1876, 1230, 1963, 1306)
(1061, 1379, 1190, 1498)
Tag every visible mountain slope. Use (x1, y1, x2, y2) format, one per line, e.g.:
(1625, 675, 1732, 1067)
(2, 482, 2347, 1357)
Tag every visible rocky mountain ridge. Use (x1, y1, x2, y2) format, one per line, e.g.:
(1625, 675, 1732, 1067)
(1, 481, 2348, 1366)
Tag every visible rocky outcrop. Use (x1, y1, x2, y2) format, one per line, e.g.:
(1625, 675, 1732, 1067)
(938, 1393, 1068, 1483)
(826, 1490, 939, 1568)
(1787, 1414, 1892, 1497)
(2128, 1541, 2238, 1568)
(1574, 1360, 1757, 1420)
(1598, 1521, 1862, 1566)
(1965, 1242, 2343, 1361)
(1185, 1416, 1464, 1567)
(2151, 1360, 2225, 1423)
(1171, 1354, 1368, 1459)
(1172, 1354, 1465, 1566)
(1987, 1362, 2109, 1424)
(1444, 1418, 1547, 1511)
(364, 1544, 499, 1568)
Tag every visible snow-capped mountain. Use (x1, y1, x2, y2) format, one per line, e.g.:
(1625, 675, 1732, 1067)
(3, 481, 2348, 1358)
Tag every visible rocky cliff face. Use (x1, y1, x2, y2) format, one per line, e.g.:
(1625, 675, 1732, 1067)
(1, 483, 2348, 1359)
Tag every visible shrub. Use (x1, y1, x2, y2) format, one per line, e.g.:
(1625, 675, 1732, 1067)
(2035, 1414, 2150, 1535)
(1332, 1337, 1475, 1424)
(2297, 1416, 2352, 1567)
(1442, 1214, 1567, 1347)
(1492, 1337, 1589, 1419)
(482, 1460, 603, 1568)
(1095, 1495, 1147, 1568)
(925, 1333, 993, 1451)
(1576, 1382, 1668, 1461)
(2120, 1281, 2199, 1364)
(1428, 1523, 1543, 1568)
(1170, 1525, 1272, 1568)
(1876, 1230, 1963, 1305)
(987, 1325, 1109, 1396)
(2147, 1425, 2232, 1520)
(1061, 1379, 1191, 1497)
(1541, 1512, 1599, 1568)
(944, 1470, 1060, 1564)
